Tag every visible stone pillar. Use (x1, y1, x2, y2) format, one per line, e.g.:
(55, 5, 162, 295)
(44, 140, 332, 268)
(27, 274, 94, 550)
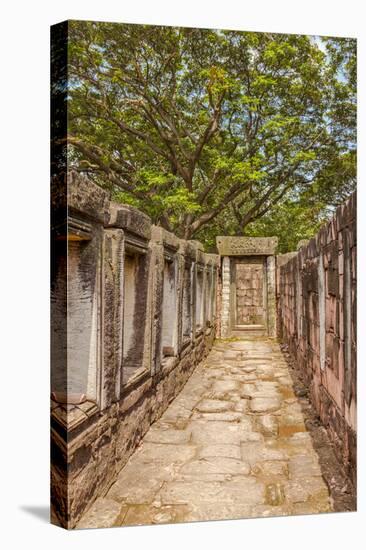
(102, 228, 124, 408)
(266, 255, 277, 337)
(221, 256, 231, 338)
(318, 251, 326, 371)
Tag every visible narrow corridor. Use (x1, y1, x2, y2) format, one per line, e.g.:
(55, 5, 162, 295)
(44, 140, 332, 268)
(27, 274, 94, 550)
(78, 337, 333, 528)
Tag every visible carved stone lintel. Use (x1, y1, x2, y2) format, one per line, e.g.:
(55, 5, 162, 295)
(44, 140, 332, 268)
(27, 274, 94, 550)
(216, 236, 278, 256)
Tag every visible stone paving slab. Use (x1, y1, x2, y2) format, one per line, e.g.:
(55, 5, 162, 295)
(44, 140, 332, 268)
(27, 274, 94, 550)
(77, 337, 333, 529)
(77, 498, 126, 529)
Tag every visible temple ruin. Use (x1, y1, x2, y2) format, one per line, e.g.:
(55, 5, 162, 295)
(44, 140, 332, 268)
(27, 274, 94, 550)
(51, 172, 356, 528)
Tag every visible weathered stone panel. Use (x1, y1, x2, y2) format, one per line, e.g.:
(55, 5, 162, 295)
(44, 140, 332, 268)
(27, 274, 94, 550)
(51, 172, 219, 528)
(277, 193, 356, 488)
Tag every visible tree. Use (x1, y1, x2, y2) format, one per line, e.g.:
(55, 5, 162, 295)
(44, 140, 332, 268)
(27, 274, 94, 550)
(67, 22, 356, 242)
(193, 186, 327, 253)
(232, 193, 328, 254)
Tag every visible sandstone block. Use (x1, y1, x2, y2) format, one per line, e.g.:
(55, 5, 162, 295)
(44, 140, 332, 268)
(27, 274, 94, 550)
(144, 428, 191, 445)
(191, 420, 253, 445)
(195, 399, 234, 413)
(288, 454, 322, 479)
(77, 498, 124, 529)
(256, 414, 279, 436)
(250, 397, 281, 413)
(178, 457, 251, 479)
(285, 477, 330, 504)
(198, 445, 241, 460)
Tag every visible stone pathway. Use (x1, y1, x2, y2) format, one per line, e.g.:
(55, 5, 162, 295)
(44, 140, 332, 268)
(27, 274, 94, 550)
(77, 338, 333, 529)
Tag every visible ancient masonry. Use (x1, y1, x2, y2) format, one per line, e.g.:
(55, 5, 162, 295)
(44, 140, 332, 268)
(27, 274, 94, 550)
(51, 172, 219, 528)
(51, 172, 356, 528)
(277, 194, 357, 486)
(216, 236, 278, 338)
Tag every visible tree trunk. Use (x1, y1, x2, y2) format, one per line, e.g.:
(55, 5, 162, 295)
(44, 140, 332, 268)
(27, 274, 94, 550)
(183, 214, 194, 240)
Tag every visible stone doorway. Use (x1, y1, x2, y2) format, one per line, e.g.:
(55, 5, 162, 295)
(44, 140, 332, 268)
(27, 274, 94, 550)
(231, 256, 267, 332)
(216, 237, 278, 338)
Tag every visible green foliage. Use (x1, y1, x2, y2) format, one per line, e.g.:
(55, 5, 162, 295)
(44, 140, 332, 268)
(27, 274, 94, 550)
(67, 23, 356, 245)
(243, 197, 328, 253)
(196, 190, 329, 254)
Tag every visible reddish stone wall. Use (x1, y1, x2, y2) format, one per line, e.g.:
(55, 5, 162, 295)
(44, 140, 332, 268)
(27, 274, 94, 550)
(277, 194, 356, 486)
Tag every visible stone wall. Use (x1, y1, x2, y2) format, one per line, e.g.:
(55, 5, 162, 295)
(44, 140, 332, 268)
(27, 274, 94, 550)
(51, 172, 219, 528)
(277, 194, 356, 486)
